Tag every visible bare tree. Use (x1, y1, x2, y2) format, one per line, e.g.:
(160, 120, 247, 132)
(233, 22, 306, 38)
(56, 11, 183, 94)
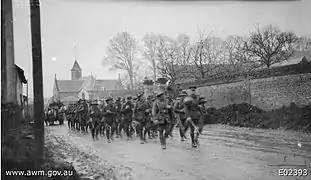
(218, 36, 251, 81)
(190, 34, 223, 80)
(296, 36, 311, 51)
(245, 24, 298, 68)
(156, 35, 180, 84)
(142, 33, 159, 81)
(103, 32, 139, 90)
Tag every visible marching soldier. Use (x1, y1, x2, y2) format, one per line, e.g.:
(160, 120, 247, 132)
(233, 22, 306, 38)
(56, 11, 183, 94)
(79, 99, 89, 134)
(149, 96, 158, 138)
(174, 91, 188, 141)
(165, 86, 175, 138)
(152, 91, 172, 150)
(120, 96, 134, 140)
(115, 97, 122, 138)
(89, 101, 101, 141)
(189, 85, 199, 104)
(198, 96, 207, 134)
(183, 91, 202, 148)
(103, 97, 117, 143)
(133, 93, 149, 144)
(145, 95, 154, 139)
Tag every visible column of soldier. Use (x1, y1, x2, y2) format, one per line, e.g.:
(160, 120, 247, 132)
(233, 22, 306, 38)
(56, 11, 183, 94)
(65, 85, 207, 150)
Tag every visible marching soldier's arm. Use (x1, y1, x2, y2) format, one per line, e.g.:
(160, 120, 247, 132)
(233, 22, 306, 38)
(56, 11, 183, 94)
(120, 103, 125, 113)
(133, 103, 137, 117)
(173, 102, 180, 113)
(102, 107, 109, 115)
(152, 101, 158, 118)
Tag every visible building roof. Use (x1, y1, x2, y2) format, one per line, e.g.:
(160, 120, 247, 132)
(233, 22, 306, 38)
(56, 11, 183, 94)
(15, 64, 27, 84)
(71, 60, 81, 71)
(56, 80, 84, 92)
(61, 95, 79, 102)
(80, 75, 96, 91)
(95, 79, 123, 90)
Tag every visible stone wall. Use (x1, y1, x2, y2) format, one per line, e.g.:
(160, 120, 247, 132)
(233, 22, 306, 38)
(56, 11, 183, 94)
(196, 73, 311, 110)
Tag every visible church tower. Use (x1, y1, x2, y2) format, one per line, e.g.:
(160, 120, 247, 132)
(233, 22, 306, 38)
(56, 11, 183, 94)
(71, 60, 82, 80)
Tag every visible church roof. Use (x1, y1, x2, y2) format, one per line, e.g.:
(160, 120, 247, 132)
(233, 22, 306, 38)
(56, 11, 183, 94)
(71, 60, 81, 71)
(79, 76, 96, 91)
(55, 76, 123, 93)
(56, 80, 84, 92)
(61, 95, 79, 102)
(95, 79, 123, 90)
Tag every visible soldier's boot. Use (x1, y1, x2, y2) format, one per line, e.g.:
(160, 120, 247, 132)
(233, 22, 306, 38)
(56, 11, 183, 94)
(179, 127, 185, 141)
(161, 137, 166, 150)
(147, 129, 152, 139)
(91, 129, 95, 141)
(169, 125, 174, 137)
(95, 128, 99, 140)
(106, 128, 111, 143)
(190, 132, 197, 148)
(139, 127, 145, 144)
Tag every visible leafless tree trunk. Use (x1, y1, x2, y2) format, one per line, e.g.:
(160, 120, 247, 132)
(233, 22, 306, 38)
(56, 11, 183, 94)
(142, 34, 158, 82)
(104, 32, 139, 90)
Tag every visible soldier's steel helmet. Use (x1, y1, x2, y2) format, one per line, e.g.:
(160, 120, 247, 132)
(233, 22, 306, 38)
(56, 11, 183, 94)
(199, 97, 207, 104)
(137, 92, 144, 98)
(91, 101, 98, 105)
(183, 96, 194, 104)
(156, 91, 164, 97)
(179, 91, 188, 97)
(106, 97, 113, 102)
(189, 86, 197, 90)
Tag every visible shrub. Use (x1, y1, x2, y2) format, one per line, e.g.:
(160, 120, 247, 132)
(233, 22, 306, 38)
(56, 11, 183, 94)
(204, 102, 311, 132)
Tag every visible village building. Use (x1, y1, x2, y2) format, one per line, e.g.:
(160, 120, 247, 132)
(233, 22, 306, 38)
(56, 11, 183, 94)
(52, 60, 124, 105)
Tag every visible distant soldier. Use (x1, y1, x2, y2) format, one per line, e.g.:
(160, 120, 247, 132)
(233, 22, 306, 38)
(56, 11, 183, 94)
(78, 99, 89, 133)
(152, 91, 172, 150)
(120, 96, 134, 140)
(89, 101, 101, 141)
(133, 93, 150, 144)
(174, 91, 188, 141)
(102, 97, 117, 143)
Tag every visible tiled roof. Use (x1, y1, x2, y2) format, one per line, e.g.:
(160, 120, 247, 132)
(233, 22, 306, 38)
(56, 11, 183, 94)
(95, 79, 123, 90)
(61, 95, 79, 102)
(56, 75, 123, 93)
(71, 60, 81, 71)
(57, 80, 83, 92)
(79, 76, 96, 91)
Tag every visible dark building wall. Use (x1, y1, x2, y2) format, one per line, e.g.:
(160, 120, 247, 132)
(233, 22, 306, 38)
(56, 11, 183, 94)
(1, 1, 7, 103)
(1, 0, 17, 103)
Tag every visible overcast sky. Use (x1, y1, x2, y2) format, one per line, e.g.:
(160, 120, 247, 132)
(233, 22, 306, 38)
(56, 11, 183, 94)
(12, 0, 311, 98)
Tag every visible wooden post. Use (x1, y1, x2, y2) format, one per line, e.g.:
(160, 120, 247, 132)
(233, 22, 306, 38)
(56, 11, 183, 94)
(26, 78, 29, 120)
(30, 0, 44, 167)
(247, 73, 251, 105)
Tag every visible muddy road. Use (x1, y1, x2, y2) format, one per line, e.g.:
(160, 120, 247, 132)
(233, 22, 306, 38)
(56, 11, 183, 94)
(48, 124, 311, 180)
